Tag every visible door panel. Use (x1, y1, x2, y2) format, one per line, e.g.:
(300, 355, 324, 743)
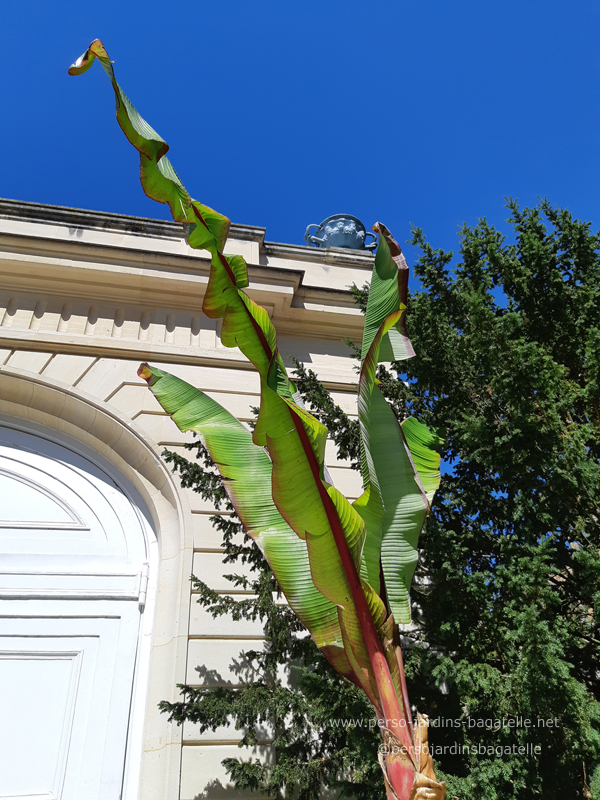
(0, 422, 150, 800)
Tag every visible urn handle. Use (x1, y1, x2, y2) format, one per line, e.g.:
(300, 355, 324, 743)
(304, 223, 325, 247)
(364, 231, 378, 251)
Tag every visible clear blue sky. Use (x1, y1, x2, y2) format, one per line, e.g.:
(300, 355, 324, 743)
(1, 0, 599, 271)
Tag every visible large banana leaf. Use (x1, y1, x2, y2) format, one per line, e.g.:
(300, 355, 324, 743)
(354, 225, 443, 623)
(137, 364, 364, 683)
(68, 40, 230, 249)
(360, 222, 414, 365)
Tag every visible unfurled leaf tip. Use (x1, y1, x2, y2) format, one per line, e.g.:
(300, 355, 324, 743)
(138, 362, 155, 384)
(68, 39, 111, 77)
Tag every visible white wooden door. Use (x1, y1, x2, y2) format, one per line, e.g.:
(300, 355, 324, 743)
(0, 422, 151, 800)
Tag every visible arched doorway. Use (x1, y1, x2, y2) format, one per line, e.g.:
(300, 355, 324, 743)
(0, 420, 157, 800)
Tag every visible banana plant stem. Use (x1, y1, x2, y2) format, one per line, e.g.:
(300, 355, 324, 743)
(393, 631, 414, 733)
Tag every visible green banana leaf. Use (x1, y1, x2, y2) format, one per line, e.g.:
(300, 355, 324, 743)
(402, 417, 445, 505)
(360, 222, 415, 365)
(68, 39, 229, 249)
(137, 364, 364, 678)
(354, 225, 443, 624)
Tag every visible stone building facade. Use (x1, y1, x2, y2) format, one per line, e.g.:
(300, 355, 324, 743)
(0, 198, 372, 800)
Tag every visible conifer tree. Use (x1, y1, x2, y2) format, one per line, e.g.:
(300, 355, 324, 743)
(160, 200, 600, 800)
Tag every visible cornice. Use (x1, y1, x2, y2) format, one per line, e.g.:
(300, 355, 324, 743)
(0, 197, 267, 245)
(0, 198, 375, 269)
(262, 240, 375, 269)
(0, 198, 371, 342)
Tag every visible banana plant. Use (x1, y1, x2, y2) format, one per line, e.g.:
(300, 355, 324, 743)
(70, 40, 447, 800)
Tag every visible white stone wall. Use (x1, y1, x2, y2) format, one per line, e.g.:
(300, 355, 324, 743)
(0, 200, 371, 799)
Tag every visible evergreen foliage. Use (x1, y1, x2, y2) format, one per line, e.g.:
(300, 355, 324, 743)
(160, 200, 600, 799)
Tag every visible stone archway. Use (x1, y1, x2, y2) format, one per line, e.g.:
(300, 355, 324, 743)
(0, 364, 194, 800)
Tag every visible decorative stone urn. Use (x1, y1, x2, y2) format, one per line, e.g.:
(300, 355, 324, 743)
(304, 214, 377, 250)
